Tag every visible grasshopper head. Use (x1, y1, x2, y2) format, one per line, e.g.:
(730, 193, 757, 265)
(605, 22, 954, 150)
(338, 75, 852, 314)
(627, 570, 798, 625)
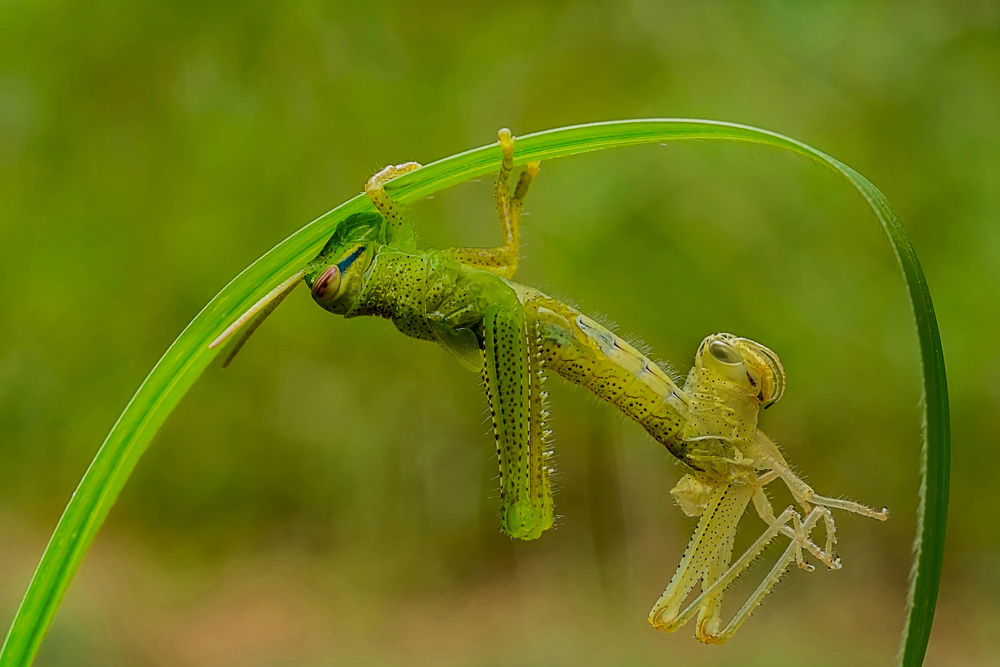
(304, 212, 390, 315)
(696, 333, 786, 409)
(211, 212, 394, 365)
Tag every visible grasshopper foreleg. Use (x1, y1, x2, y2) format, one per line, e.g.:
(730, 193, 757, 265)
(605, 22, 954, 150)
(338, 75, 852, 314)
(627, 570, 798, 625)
(365, 161, 422, 231)
(766, 456, 889, 522)
(752, 472, 840, 570)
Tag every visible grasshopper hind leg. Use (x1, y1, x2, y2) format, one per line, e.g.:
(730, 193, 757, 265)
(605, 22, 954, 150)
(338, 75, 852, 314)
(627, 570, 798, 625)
(481, 299, 554, 540)
(695, 504, 842, 644)
(653, 479, 845, 644)
(648, 478, 754, 636)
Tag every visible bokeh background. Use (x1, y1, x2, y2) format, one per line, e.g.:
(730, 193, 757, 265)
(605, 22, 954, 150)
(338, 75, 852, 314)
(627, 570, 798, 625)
(1, 1, 997, 665)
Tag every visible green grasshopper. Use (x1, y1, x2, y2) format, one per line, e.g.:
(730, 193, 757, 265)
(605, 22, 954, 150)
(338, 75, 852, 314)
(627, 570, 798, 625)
(210, 129, 888, 644)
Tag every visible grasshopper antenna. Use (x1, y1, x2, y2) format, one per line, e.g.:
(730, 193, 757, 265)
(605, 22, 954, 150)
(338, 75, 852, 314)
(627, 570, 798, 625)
(209, 270, 306, 369)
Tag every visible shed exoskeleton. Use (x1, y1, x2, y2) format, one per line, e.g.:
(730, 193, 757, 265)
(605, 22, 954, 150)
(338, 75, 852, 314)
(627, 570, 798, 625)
(210, 129, 888, 644)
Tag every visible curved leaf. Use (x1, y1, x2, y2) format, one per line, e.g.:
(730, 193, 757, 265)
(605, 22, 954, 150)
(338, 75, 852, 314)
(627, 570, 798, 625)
(0, 120, 949, 666)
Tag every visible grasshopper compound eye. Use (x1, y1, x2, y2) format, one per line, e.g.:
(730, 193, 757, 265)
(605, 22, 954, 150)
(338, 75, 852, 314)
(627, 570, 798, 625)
(311, 265, 343, 303)
(702, 338, 749, 384)
(709, 340, 742, 365)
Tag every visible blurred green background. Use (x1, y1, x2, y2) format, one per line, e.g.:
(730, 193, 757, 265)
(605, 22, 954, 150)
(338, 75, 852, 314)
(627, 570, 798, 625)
(0, 1, 996, 665)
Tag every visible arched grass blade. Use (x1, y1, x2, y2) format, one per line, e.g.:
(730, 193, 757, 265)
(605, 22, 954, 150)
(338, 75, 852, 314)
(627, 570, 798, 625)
(0, 119, 948, 667)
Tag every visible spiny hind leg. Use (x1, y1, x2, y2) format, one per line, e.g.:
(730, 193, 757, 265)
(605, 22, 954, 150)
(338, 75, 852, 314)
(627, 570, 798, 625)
(365, 161, 422, 230)
(656, 489, 841, 644)
(481, 300, 554, 540)
(443, 128, 540, 278)
(695, 522, 736, 641)
(650, 500, 795, 643)
(662, 503, 803, 643)
(648, 480, 754, 632)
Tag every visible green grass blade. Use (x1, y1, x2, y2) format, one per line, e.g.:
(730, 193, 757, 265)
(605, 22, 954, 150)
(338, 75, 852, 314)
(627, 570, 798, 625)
(0, 119, 948, 666)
